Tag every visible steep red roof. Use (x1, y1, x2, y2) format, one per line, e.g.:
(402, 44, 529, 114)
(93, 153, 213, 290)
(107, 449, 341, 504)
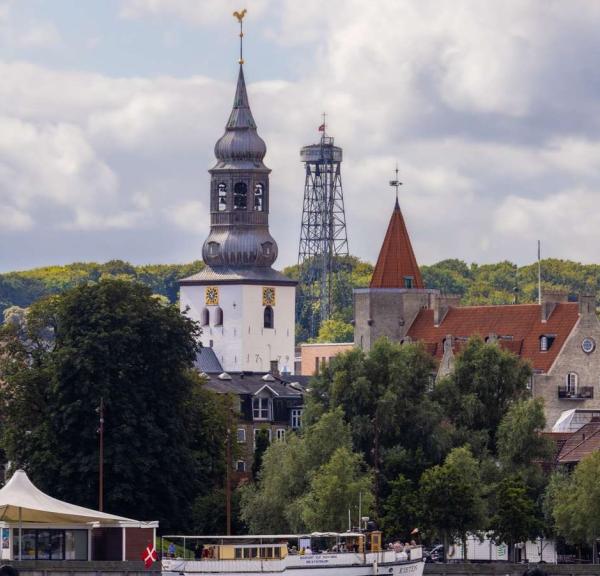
(370, 199, 423, 289)
(407, 302, 580, 372)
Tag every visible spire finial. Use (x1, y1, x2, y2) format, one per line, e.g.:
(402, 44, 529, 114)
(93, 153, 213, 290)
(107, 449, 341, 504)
(389, 163, 402, 206)
(233, 9, 247, 64)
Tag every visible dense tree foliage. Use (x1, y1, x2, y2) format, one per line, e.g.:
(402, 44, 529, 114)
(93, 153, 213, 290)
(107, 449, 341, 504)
(434, 337, 531, 453)
(0, 279, 226, 531)
(419, 446, 486, 555)
(240, 409, 372, 533)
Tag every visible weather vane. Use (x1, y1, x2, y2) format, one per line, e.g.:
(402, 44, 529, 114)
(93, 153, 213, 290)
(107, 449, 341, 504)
(233, 9, 247, 65)
(389, 163, 402, 202)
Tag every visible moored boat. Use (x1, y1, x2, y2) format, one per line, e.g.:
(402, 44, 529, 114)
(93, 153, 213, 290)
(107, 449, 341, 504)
(161, 531, 424, 576)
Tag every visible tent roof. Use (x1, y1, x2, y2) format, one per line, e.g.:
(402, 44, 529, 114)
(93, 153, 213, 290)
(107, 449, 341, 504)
(0, 470, 151, 525)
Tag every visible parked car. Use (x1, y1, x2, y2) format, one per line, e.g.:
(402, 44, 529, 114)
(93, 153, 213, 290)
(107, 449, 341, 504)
(424, 544, 444, 563)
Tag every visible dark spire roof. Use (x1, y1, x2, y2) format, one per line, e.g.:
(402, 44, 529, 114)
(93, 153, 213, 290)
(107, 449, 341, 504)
(214, 64, 267, 166)
(370, 200, 424, 289)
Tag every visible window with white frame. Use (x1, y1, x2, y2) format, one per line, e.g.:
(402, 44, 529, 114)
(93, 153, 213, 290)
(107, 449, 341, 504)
(566, 372, 578, 393)
(291, 408, 302, 430)
(276, 428, 286, 442)
(236, 460, 246, 473)
(237, 428, 246, 443)
(252, 397, 271, 420)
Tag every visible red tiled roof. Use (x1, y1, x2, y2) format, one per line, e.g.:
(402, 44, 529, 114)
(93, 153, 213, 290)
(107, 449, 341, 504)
(370, 199, 424, 289)
(557, 422, 600, 464)
(407, 302, 579, 372)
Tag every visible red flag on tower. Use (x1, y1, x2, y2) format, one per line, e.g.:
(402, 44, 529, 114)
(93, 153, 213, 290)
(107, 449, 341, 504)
(142, 544, 158, 568)
(318, 123, 325, 132)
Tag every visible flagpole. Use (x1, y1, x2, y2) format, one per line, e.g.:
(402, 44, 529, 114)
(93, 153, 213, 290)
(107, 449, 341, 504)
(537, 240, 542, 305)
(98, 397, 104, 511)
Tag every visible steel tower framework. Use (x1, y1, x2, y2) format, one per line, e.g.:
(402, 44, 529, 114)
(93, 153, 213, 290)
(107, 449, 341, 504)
(297, 130, 349, 337)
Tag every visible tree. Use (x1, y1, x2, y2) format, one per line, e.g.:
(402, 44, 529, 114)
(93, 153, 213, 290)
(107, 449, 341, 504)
(380, 474, 419, 541)
(314, 318, 354, 343)
(550, 452, 600, 561)
(0, 279, 226, 531)
(489, 476, 542, 561)
(419, 446, 486, 557)
(308, 338, 448, 510)
(300, 447, 373, 531)
(252, 428, 271, 480)
(434, 337, 531, 453)
(240, 408, 367, 533)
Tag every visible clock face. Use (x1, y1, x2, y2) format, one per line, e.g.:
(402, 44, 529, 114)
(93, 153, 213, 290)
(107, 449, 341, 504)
(582, 337, 596, 354)
(205, 286, 219, 306)
(262, 286, 276, 306)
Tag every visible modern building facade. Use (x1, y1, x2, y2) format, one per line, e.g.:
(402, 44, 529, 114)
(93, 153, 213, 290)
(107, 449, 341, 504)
(179, 47, 296, 375)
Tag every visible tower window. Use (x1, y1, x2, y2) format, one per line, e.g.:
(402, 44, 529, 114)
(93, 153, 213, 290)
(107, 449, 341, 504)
(218, 183, 227, 211)
(201, 308, 209, 327)
(254, 183, 264, 211)
(234, 182, 247, 210)
(264, 306, 274, 329)
(207, 241, 220, 257)
(404, 276, 414, 289)
(214, 306, 223, 326)
(262, 242, 273, 256)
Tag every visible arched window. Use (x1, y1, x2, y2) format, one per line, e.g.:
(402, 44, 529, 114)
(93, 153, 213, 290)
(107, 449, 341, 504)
(234, 182, 247, 210)
(264, 306, 274, 329)
(254, 183, 264, 211)
(201, 308, 210, 326)
(215, 306, 223, 326)
(218, 183, 227, 211)
(566, 372, 578, 393)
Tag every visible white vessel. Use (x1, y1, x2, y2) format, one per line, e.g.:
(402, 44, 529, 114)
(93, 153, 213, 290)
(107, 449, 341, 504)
(161, 532, 424, 576)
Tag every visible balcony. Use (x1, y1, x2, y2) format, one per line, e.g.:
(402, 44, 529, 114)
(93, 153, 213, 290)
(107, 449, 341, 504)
(558, 386, 594, 400)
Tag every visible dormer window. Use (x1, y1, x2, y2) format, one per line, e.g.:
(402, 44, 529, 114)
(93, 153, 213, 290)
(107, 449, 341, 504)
(207, 241, 220, 257)
(540, 334, 556, 352)
(252, 397, 271, 420)
(254, 183, 264, 211)
(234, 182, 247, 210)
(262, 242, 273, 257)
(218, 183, 227, 211)
(404, 276, 414, 289)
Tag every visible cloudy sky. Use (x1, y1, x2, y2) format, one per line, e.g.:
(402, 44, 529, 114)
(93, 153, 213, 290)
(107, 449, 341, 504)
(2, 0, 600, 272)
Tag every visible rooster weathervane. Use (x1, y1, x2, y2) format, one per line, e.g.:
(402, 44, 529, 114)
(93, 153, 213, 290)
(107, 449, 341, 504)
(233, 9, 247, 64)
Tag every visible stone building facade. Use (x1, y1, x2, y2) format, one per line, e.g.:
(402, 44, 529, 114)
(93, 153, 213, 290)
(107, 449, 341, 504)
(350, 190, 600, 430)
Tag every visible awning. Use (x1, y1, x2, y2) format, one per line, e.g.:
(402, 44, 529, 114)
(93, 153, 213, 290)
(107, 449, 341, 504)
(0, 470, 141, 524)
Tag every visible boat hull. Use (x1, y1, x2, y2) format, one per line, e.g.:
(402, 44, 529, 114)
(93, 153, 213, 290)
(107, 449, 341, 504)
(162, 556, 424, 576)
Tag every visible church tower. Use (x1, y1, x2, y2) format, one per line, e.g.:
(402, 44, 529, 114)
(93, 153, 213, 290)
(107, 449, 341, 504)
(353, 173, 437, 351)
(180, 14, 296, 374)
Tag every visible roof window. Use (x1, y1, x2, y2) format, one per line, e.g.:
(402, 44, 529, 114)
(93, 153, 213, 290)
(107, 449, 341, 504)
(540, 334, 556, 352)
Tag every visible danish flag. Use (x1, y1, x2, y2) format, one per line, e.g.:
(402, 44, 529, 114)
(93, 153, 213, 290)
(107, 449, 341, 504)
(142, 544, 158, 568)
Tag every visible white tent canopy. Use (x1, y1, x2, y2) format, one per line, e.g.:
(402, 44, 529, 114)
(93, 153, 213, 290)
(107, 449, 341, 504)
(0, 469, 137, 524)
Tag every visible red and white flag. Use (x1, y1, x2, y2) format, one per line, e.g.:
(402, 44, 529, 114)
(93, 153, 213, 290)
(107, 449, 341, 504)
(142, 544, 158, 568)
(318, 123, 325, 132)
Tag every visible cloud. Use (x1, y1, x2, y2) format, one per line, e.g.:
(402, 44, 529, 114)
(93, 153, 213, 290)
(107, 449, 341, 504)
(0, 203, 33, 231)
(5, 1, 600, 272)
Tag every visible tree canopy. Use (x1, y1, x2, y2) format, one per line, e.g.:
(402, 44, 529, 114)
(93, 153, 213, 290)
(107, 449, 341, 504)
(0, 278, 226, 531)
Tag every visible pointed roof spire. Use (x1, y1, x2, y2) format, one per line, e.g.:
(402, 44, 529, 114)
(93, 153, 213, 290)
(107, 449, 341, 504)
(214, 9, 267, 165)
(370, 175, 423, 289)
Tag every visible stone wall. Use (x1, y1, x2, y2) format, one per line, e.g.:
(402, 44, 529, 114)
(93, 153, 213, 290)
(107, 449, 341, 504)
(534, 302, 600, 429)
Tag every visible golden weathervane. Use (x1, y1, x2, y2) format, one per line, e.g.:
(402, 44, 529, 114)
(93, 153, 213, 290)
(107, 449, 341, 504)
(233, 9, 247, 64)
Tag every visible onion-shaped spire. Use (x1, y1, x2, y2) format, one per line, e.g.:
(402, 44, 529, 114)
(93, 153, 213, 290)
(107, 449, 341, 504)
(214, 65, 267, 165)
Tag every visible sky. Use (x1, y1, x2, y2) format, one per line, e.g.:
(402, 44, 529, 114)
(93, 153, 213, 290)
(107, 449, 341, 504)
(2, 0, 600, 272)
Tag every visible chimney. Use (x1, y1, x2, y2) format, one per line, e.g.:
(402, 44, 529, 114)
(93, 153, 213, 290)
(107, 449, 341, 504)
(579, 294, 596, 316)
(541, 290, 568, 323)
(434, 294, 461, 327)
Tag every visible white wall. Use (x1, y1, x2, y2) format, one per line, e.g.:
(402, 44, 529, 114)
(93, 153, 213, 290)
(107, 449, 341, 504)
(180, 283, 295, 374)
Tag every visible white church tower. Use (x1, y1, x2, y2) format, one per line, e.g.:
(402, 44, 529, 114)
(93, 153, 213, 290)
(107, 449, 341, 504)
(180, 17, 296, 374)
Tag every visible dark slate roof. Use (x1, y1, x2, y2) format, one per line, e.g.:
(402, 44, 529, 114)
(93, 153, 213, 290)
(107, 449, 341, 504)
(180, 265, 296, 285)
(203, 372, 308, 398)
(194, 347, 223, 374)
